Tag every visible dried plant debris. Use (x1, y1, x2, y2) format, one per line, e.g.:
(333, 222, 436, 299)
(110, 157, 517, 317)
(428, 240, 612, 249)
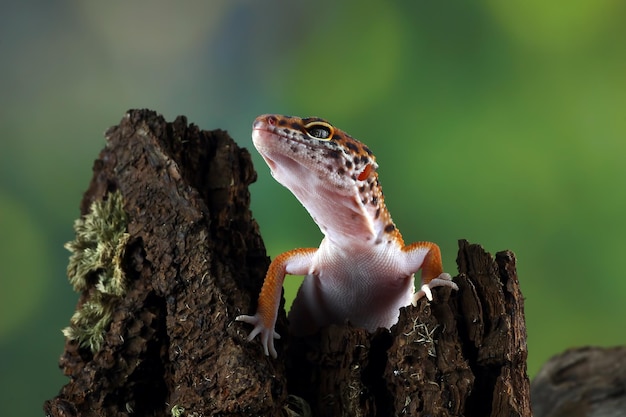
(62, 190, 130, 352)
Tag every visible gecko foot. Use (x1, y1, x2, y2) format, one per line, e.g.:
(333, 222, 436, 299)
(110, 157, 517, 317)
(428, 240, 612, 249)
(235, 313, 281, 358)
(412, 273, 458, 305)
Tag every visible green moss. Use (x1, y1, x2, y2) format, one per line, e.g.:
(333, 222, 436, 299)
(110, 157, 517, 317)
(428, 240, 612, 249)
(62, 190, 130, 352)
(170, 405, 185, 417)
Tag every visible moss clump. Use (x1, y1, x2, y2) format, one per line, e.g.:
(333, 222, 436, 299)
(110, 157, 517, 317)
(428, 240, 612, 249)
(170, 405, 185, 417)
(62, 190, 130, 352)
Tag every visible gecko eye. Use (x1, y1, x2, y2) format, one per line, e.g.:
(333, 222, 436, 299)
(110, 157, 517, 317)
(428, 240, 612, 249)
(304, 121, 333, 141)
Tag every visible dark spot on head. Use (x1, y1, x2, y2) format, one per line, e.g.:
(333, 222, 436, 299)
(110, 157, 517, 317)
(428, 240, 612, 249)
(371, 196, 378, 206)
(337, 168, 345, 176)
(353, 156, 360, 165)
(369, 182, 375, 190)
(351, 174, 357, 181)
(289, 121, 301, 130)
(359, 155, 369, 165)
(345, 160, 353, 169)
(346, 142, 359, 153)
(363, 146, 373, 155)
(359, 185, 365, 193)
(282, 128, 291, 135)
(326, 164, 333, 171)
(332, 134, 342, 140)
(290, 145, 299, 153)
(361, 198, 367, 204)
(326, 149, 341, 159)
(375, 238, 382, 245)
(384, 224, 395, 233)
(375, 208, 380, 219)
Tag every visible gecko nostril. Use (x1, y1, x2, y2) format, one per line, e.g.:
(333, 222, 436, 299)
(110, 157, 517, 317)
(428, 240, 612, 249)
(267, 115, 277, 126)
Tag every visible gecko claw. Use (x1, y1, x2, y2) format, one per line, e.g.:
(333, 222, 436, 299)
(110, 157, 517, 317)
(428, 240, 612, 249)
(412, 273, 458, 305)
(236, 313, 281, 358)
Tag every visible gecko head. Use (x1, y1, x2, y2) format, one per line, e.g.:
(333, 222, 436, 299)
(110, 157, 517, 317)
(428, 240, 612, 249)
(251, 114, 378, 194)
(252, 114, 395, 243)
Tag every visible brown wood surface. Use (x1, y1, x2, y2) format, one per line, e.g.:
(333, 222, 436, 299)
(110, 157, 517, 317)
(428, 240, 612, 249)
(45, 110, 532, 417)
(531, 346, 626, 417)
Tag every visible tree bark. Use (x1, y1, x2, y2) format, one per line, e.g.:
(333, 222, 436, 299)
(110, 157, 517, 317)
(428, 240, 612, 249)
(45, 110, 531, 417)
(531, 346, 626, 417)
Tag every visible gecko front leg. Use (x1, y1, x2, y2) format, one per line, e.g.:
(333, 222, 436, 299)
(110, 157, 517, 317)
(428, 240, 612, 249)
(403, 241, 458, 305)
(236, 248, 316, 358)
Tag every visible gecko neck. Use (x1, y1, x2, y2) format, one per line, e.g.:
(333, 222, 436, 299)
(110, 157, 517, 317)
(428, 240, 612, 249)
(288, 178, 403, 250)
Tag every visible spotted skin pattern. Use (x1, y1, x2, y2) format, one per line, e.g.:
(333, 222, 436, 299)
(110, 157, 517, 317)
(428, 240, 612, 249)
(236, 114, 458, 358)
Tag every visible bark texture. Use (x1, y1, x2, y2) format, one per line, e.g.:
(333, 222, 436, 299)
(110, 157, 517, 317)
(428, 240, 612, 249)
(531, 346, 626, 417)
(45, 110, 531, 417)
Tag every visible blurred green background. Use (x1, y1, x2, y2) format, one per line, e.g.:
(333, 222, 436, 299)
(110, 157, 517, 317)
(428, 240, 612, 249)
(1, 1, 625, 415)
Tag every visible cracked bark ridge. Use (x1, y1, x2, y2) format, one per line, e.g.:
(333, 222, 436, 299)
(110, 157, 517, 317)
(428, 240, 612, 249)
(287, 240, 531, 417)
(44, 109, 288, 417)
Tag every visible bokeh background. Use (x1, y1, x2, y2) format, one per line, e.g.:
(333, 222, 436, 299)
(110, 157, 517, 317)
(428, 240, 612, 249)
(2, 1, 625, 415)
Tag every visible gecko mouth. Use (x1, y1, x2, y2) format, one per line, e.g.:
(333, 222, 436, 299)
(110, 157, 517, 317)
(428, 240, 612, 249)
(253, 123, 307, 146)
(251, 127, 311, 177)
(252, 123, 322, 160)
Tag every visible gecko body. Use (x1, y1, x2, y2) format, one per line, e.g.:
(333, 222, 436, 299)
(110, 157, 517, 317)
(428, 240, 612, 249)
(237, 114, 457, 357)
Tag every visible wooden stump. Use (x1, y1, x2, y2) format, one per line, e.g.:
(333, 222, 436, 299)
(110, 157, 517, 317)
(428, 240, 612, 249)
(45, 110, 531, 417)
